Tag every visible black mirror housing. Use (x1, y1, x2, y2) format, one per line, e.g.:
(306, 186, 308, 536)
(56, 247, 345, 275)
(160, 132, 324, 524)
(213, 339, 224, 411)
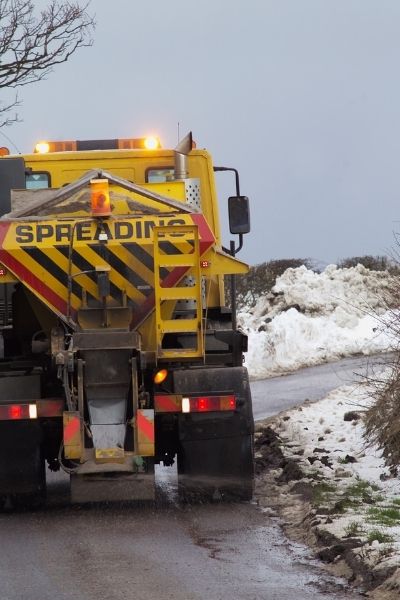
(228, 195, 250, 235)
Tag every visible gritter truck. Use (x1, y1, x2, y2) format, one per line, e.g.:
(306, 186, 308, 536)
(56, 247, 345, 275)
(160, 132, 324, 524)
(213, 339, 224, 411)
(0, 132, 254, 506)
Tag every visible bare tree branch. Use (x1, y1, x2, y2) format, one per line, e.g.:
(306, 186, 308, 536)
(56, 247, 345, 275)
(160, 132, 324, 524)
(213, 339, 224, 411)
(0, 0, 95, 126)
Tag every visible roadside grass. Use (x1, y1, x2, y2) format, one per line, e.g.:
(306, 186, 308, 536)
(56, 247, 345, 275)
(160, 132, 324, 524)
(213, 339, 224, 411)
(344, 521, 365, 537)
(334, 479, 383, 513)
(311, 478, 384, 513)
(366, 529, 395, 545)
(367, 506, 400, 527)
(311, 481, 337, 506)
(345, 479, 381, 498)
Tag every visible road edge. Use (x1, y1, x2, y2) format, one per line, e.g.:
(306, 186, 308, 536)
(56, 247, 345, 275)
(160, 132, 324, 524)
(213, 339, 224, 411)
(254, 416, 400, 599)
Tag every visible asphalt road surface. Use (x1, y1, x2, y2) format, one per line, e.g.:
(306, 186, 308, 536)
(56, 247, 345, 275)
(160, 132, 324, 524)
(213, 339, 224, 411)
(1, 354, 387, 600)
(251, 352, 393, 420)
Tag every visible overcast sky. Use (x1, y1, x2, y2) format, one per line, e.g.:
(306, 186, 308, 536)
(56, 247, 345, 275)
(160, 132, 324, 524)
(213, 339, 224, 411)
(4, 0, 400, 267)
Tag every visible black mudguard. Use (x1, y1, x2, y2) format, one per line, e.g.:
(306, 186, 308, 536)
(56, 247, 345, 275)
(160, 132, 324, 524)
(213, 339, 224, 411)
(173, 366, 254, 500)
(0, 420, 45, 497)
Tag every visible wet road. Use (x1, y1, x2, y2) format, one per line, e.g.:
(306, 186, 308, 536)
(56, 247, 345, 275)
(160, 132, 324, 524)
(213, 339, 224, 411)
(0, 496, 360, 600)
(251, 352, 393, 420)
(0, 355, 386, 600)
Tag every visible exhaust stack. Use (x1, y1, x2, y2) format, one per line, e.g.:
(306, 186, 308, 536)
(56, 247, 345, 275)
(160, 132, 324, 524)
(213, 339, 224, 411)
(174, 131, 193, 180)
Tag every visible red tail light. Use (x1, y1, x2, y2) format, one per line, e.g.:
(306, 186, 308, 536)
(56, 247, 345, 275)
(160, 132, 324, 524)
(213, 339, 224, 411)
(182, 395, 236, 413)
(9, 405, 23, 419)
(0, 404, 37, 420)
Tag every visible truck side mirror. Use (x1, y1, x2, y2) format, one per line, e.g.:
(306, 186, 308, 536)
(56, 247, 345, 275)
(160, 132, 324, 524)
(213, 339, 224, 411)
(228, 195, 250, 235)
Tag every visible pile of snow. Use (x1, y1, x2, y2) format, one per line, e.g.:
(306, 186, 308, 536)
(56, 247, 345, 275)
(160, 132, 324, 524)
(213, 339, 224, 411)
(240, 264, 397, 379)
(278, 384, 393, 491)
(271, 383, 400, 577)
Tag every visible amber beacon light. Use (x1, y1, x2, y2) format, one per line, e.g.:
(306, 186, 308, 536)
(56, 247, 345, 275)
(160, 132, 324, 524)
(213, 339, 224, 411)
(143, 136, 160, 150)
(35, 141, 50, 154)
(153, 369, 168, 385)
(90, 178, 111, 216)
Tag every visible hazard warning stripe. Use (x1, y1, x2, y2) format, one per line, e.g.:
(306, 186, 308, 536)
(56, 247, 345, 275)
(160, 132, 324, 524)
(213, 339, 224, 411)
(158, 240, 184, 256)
(63, 414, 80, 443)
(57, 245, 128, 305)
(78, 243, 147, 305)
(125, 242, 157, 271)
(112, 243, 157, 291)
(43, 245, 100, 302)
(0, 246, 71, 318)
(39, 246, 99, 303)
(90, 244, 151, 296)
(159, 239, 194, 257)
(47, 242, 153, 309)
(136, 409, 155, 443)
(24, 246, 85, 302)
(191, 213, 215, 254)
(154, 394, 182, 412)
(124, 242, 169, 282)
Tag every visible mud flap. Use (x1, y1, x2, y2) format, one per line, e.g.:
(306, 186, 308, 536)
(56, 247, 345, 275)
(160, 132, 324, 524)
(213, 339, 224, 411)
(178, 434, 254, 500)
(174, 366, 254, 500)
(0, 420, 45, 504)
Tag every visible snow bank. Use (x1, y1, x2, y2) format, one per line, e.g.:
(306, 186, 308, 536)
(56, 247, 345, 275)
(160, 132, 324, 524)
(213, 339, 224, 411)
(279, 384, 393, 490)
(271, 383, 400, 577)
(239, 264, 397, 379)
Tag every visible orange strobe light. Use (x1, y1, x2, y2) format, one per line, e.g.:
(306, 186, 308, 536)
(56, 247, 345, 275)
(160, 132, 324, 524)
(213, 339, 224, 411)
(90, 179, 111, 217)
(154, 369, 168, 385)
(35, 141, 50, 154)
(144, 136, 160, 150)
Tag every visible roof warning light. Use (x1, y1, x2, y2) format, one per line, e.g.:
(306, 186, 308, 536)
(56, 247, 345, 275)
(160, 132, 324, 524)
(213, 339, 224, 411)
(90, 178, 111, 217)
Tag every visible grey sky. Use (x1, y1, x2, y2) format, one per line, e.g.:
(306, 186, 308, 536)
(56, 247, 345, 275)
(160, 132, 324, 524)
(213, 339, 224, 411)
(4, 0, 400, 267)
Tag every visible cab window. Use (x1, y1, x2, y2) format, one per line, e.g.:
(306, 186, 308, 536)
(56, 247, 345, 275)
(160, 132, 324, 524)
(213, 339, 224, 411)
(26, 172, 50, 189)
(146, 168, 174, 183)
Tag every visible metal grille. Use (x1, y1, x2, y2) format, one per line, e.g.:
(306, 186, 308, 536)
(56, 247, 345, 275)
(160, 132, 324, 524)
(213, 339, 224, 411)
(184, 179, 201, 210)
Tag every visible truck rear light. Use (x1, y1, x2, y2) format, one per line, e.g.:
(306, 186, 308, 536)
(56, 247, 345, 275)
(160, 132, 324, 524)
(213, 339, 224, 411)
(9, 405, 23, 419)
(154, 368, 168, 384)
(0, 403, 37, 420)
(181, 395, 236, 414)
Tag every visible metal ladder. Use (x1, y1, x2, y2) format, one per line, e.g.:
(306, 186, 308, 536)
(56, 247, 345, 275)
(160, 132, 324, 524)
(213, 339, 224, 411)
(153, 225, 204, 359)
